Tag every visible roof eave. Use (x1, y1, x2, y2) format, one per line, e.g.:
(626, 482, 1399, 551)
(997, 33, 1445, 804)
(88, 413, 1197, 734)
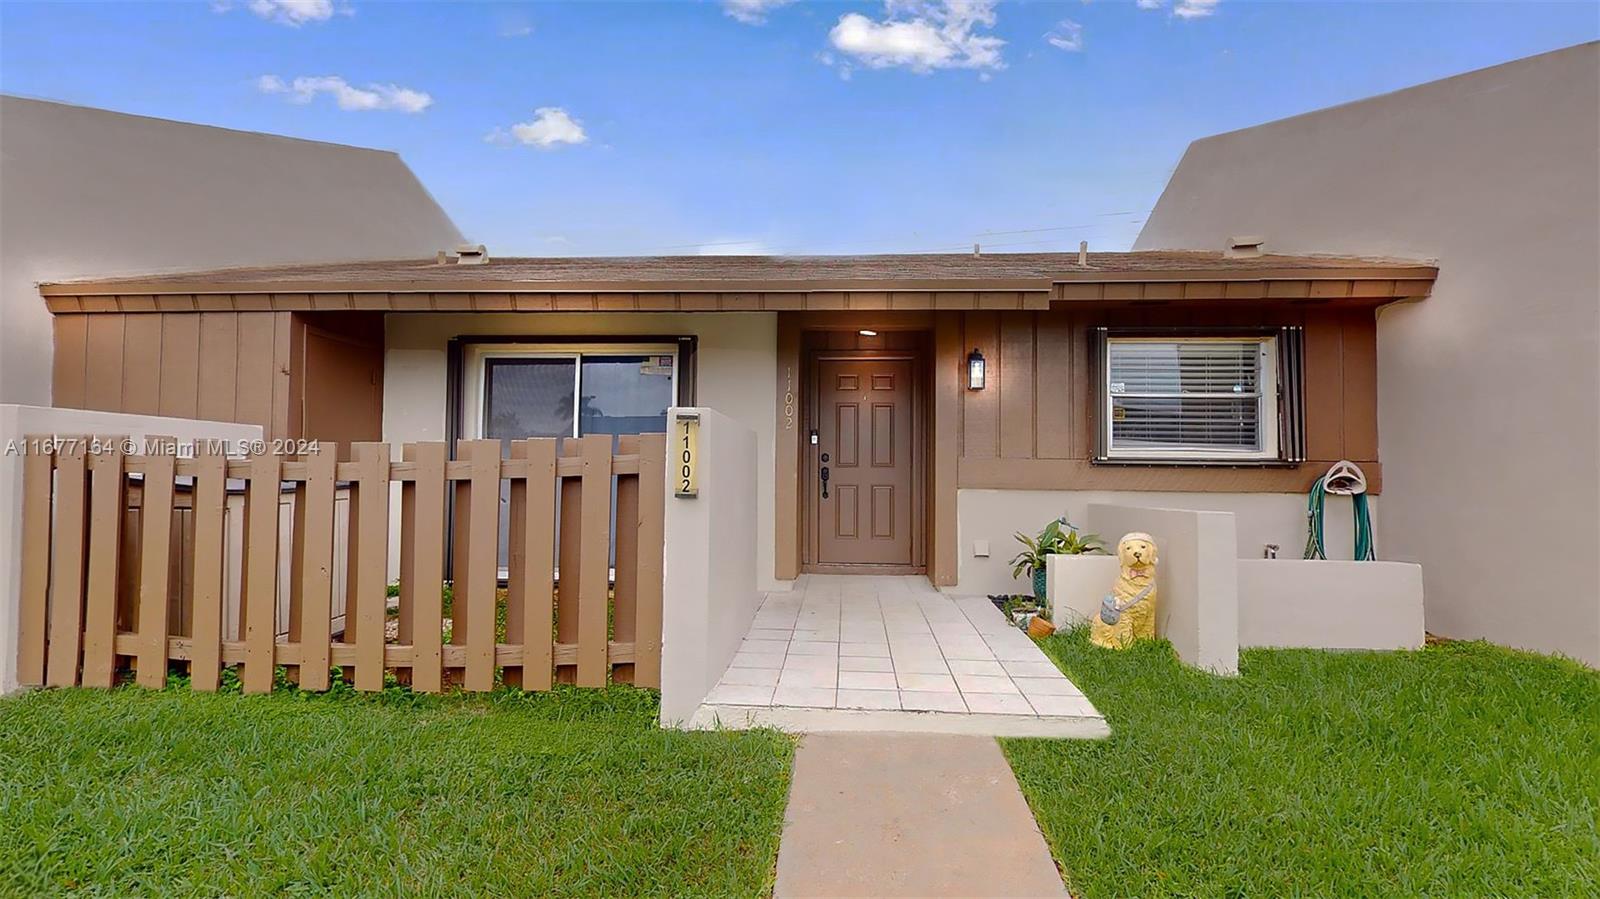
(37, 265, 1438, 298)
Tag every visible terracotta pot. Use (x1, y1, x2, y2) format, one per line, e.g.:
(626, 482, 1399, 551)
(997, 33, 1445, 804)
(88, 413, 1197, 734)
(1027, 615, 1057, 638)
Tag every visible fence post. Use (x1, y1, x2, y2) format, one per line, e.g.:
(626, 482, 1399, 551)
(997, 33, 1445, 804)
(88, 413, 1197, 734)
(240, 451, 280, 694)
(576, 434, 612, 687)
(350, 442, 390, 692)
(634, 433, 666, 688)
(80, 445, 124, 688)
(402, 442, 446, 693)
(16, 446, 54, 687)
(45, 443, 88, 688)
(290, 444, 337, 691)
(188, 443, 228, 692)
(133, 451, 175, 689)
(454, 439, 500, 692)
(506, 438, 556, 691)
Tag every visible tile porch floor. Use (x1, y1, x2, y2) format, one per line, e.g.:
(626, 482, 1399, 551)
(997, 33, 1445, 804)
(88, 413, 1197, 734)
(691, 575, 1109, 738)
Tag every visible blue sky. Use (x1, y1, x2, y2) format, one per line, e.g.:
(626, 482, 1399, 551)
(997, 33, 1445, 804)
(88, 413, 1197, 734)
(2, 1, 1595, 255)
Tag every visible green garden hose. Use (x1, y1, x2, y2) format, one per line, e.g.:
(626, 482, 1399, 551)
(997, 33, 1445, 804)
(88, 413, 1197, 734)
(1304, 475, 1375, 561)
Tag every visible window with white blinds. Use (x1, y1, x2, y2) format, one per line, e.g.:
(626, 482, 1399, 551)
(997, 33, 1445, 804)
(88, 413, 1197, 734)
(1103, 336, 1279, 460)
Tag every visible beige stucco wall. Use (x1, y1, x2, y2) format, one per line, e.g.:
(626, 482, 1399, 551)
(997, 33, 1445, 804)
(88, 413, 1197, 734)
(1237, 560, 1424, 651)
(659, 408, 761, 725)
(955, 488, 1371, 597)
(1086, 503, 1240, 674)
(382, 312, 781, 591)
(1046, 551, 1425, 652)
(1135, 43, 1600, 665)
(0, 95, 461, 408)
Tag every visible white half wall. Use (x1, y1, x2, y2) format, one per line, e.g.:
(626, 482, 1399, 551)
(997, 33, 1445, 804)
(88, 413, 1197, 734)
(659, 408, 760, 725)
(1238, 560, 1424, 650)
(955, 488, 1371, 597)
(1050, 553, 1426, 656)
(0, 405, 263, 694)
(1087, 503, 1240, 675)
(1045, 554, 1121, 626)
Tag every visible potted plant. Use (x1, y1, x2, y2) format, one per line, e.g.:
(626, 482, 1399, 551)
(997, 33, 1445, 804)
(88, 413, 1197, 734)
(1011, 518, 1106, 602)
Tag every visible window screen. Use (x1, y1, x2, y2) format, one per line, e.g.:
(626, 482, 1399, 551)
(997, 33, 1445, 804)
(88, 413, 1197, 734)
(1104, 337, 1277, 459)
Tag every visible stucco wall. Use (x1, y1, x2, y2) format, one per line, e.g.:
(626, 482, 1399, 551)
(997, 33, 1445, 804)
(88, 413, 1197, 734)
(658, 408, 761, 725)
(382, 312, 780, 591)
(1135, 43, 1600, 665)
(955, 488, 1370, 596)
(1086, 503, 1240, 675)
(0, 96, 461, 408)
(1046, 552, 1425, 652)
(1237, 560, 1424, 651)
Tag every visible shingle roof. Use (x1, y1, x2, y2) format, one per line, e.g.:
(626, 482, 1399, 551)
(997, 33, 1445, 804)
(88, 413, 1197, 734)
(42, 250, 1437, 292)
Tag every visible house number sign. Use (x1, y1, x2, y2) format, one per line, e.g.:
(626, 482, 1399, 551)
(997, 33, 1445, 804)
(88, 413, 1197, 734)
(675, 412, 700, 498)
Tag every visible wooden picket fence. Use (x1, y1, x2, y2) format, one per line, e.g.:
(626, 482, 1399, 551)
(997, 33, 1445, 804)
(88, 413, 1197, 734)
(15, 434, 666, 694)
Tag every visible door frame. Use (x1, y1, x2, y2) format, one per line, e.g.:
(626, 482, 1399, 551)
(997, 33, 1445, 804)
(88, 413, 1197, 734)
(801, 347, 928, 575)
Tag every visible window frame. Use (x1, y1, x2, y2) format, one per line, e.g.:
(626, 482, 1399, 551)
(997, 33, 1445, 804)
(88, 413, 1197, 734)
(462, 341, 680, 441)
(1100, 334, 1281, 463)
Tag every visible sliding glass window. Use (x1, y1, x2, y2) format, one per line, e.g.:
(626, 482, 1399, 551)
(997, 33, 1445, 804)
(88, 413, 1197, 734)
(467, 344, 678, 572)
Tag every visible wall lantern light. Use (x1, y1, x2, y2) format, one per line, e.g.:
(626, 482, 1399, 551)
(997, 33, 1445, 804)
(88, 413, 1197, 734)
(967, 348, 986, 390)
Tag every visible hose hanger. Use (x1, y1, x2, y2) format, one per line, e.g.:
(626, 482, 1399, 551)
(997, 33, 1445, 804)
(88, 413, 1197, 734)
(1304, 460, 1375, 561)
(1320, 460, 1368, 496)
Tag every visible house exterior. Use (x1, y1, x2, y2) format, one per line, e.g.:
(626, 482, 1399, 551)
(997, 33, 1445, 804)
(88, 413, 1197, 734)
(1135, 42, 1600, 666)
(0, 97, 465, 693)
(39, 251, 1436, 596)
(0, 96, 463, 411)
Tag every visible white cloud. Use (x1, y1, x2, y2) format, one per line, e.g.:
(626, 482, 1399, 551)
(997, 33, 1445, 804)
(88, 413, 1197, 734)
(487, 107, 589, 150)
(497, 11, 533, 37)
(1174, 0, 1220, 18)
(1136, 0, 1221, 18)
(257, 74, 433, 113)
(1045, 19, 1084, 52)
(723, 0, 793, 25)
(826, 1, 1005, 74)
(215, 0, 346, 27)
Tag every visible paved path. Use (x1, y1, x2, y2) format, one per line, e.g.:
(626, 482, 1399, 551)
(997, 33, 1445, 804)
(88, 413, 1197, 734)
(695, 575, 1106, 738)
(775, 733, 1069, 898)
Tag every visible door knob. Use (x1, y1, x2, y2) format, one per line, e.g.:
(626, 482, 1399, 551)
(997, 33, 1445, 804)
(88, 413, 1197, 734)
(819, 465, 830, 499)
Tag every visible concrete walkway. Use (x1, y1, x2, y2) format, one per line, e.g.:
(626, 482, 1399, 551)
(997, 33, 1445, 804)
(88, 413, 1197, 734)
(775, 733, 1068, 898)
(692, 575, 1108, 738)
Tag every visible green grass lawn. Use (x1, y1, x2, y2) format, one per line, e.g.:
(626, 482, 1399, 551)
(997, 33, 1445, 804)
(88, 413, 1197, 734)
(0, 680, 794, 896)
(1003, 629, 1600, 898)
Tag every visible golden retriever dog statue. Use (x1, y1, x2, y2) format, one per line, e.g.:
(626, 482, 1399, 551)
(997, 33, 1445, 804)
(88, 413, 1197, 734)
(1090, 533, 1159, 650)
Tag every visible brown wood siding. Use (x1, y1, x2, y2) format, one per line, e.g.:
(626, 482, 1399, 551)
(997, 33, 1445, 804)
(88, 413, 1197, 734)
(51, 310, 386, 444)
(945, 306, 1383, 494)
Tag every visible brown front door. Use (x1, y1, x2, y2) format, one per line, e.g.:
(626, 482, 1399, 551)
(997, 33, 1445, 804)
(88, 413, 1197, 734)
(811, 357, 917, 569)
